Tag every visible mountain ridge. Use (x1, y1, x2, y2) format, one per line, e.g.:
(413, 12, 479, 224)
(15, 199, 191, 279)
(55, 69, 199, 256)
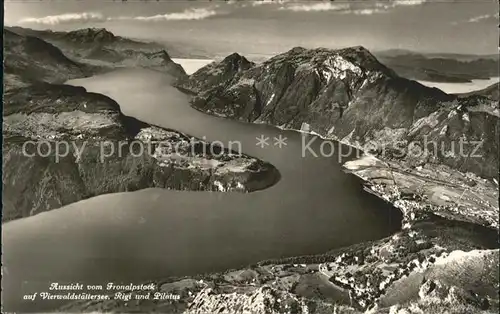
(375, 49, 499, 83)
(3, 29, 94, 87)
(176, 46, 499, 180)
(5, 26, 188, 78)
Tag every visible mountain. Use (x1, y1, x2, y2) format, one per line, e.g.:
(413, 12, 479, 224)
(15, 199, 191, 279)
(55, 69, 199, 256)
(60, 27, 118, 43)
(376, 49, 500, 61)
(375, 50, 499, 83)
(2, 29, 279, 223)
(5, 26, 162, 50)
(5, 26, 212, 59)
(177, 46, 499, 179)
(3, 29, 93, 88)
(177, 52, 255, 94)
(5, 27, 188, 79)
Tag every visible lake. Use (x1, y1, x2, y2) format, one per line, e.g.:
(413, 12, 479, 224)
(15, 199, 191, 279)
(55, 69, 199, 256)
(418, 77, 499, 94)
(172, 58, 214, 75)
(2, 68, 402, 312)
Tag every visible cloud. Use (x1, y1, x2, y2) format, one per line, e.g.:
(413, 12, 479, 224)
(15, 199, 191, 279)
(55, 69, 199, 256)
(467, 13, 499, 23)
(392, 0, 427, 6)
(129, 8, 218, 21)
(18, 8, 219, 25)
(279, 2, 350, 12)
(252, 0, 289, 6)
(452, 13, 499, 25)
(371, 0, 427, 10)
(19, 12, 107, 25)
(277, 0, 426, 14)
(347, 8, 389, 15)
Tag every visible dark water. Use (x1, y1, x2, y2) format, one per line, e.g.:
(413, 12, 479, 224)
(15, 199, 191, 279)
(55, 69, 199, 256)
(2, 68, 402, 312)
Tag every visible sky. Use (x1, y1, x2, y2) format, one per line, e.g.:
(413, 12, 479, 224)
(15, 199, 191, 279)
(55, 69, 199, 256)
(4, 0, 499, 58)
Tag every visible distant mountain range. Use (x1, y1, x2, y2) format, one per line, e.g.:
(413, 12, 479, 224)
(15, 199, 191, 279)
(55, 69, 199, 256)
(374, 49, 499, 83)
(176, 46, 499, 179)
(8, 25, 494, 185)
(229, 49, 500, 83)
(377, 48, 499, 61)
(7, 26, 499, 84)
(5, 26, 187, 80)
(3, 29, 94, 88)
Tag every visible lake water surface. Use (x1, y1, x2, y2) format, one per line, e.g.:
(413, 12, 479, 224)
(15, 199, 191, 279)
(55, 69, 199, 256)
(2, 68, 402, 312)
(172, 58, 214, 75)
(417, 77, 499, 94)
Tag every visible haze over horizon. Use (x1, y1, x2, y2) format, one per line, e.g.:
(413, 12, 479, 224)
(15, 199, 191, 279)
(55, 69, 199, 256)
(4, 0, 499, 58)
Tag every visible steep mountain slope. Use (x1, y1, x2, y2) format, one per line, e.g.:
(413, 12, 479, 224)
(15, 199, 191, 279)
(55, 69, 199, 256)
(2, 29, 279, 223)
(5, 27, 187, 79)
(177, 52, 255, 94)
(3, 29, 93, 87)
(177, 46, 499, 179)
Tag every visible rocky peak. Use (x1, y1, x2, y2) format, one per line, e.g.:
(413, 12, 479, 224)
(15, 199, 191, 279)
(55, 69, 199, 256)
(221, 52, 254, 73)
(131, 50, 187, 78)
(146, 50, 172, 61)
(336, 45, 395, 73)
(266, 46, 396, 79)
(64, 27, 116, 43)
(174, 52, 255, 93)
(288, 46, 307, 54)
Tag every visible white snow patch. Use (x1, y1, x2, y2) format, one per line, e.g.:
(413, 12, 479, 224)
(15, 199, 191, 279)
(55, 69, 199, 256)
(213, 180, 226, 192)
(234, 77, 255, 87)
(321, 68, 332, 83)
(318, 54, 363, 83)
(447, 110, 457, 119)
(408, 111, 441, 136)
(439, 125, 448, 136)
(266, 93, 275, 106)
(324, 55, 362, 76)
